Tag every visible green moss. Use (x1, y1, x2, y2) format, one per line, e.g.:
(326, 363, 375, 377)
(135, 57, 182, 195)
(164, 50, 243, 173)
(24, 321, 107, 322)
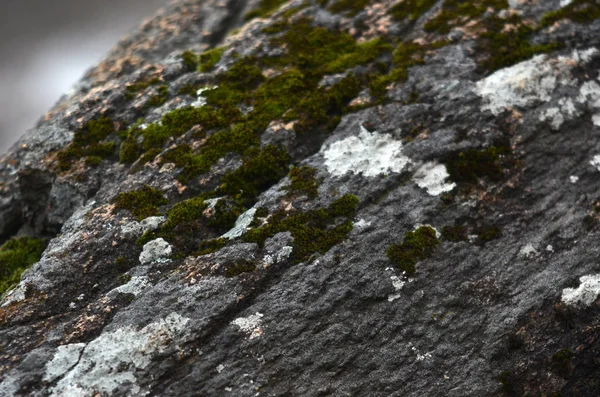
(162, 196, 207, 232)
(266, 19, 392, 77)
(219, 57, 266, 91)
(244, 0, 288, 20)
(441, 225, 468, 242)
(197, 238, 227, 255)
(478, 15, 561, 72)
(219, 145, 291, 206)
(147, 85, 169, 108)
(84, 156, 103, 167)
(208, 198, 245, 233)
(328, 0, 371, 16)
(223, 259, 256, 277)
(181, 50, 198, 71)
(198, 47, 225, 72)
(476, 225, 502, 243)
(540, 0, 600, 27)
(389, 0, 437, 21)
(285, 166, 320, 199)
(0, 237, 47, 297)
(551, 348, 574, 377)
(244, 194, 359, 262)
(120, 136, 141, 164)
(386, 226, 440, 275)
(57, 117, 117, 171)
(445, 146, 508, 184)
(125, 77, 161, 100)
(113, 185, 168, 221)
(423, 0, 508, 34)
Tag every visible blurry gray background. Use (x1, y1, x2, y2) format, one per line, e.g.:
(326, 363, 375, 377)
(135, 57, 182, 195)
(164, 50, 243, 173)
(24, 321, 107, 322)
(0, 0, 169, 153)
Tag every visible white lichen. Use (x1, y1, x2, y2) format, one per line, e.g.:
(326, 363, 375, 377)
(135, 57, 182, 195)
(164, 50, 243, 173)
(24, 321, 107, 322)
(353, 218, 372, 232)
(221, 208, 257, 240)
(191, 86, 217, 108)
(519, 243, 539, 258)
(108, 276, 152, 298)
(388, 275, 406, 302)
(476, 49, 597, 116)
(590, 155, 600, 171)
(50, 313, 190, 396)
(413, 162, 456, 196)
(323, 126, 409, 177)
(43, 343, 86, 383)
(231, 312, 264, 339)
(570, 175, 579, 184)
(121, 216, 165, 238)
(561, 274, 600, 307)
(276, 246, 293, 263)
(139, 238, 172, 265)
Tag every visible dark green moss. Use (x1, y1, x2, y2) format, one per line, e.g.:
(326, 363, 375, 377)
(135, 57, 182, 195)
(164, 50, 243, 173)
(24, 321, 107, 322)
(328, 0, 371, 16)
(219, 145, 291, 206)
(476, 225, 502, 243)
(244, 194, 359, 263)
(57, 117, 117, 171)
(540, 0, 600, 27)
(389, 0, 437, 21)
(441, 225, 468, 242)
(120, 136, 141, 164)
(125, 77, 161, 100)
(245, 0, 288, 20)
(224, 259, 256, 277)
(478, 15, 561, 72)
(551, 348, 574, 377)
(266, 19, 392, 77)
(162, 196, 207, 232)
(147, 85, 169, 108)
(285, 166, 320, 199)
(198, 47, 225, 72)
(84, 156, 103, 167)
(445, 146, 508, 184)
(196, 238, 227, 255)
(181, 50, 198, 71)
(423, 0, 508, 34)
(0, 237, 47, 297)
(219, 57, 266, 91)
(386, 226, 440, 275)
(208, 198, 245, 234)
(113, 185, 168, 221)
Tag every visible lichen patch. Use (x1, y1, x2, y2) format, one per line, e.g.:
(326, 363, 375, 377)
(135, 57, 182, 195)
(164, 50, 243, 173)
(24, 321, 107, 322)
(323, 126, 409, 177)
(561, 274, 600, 307)
(221, 208, 257, 240)
(231, 312, 264, 339)
(413, 162, 456, 196)
(50, 313, 190, 396)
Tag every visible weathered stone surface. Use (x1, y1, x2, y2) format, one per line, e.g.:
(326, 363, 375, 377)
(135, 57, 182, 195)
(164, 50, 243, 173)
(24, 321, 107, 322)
(1, 0, 600, 396)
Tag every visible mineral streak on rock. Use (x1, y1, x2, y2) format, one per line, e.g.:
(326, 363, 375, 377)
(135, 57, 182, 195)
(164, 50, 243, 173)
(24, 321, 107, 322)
(1, 0, 600, 395)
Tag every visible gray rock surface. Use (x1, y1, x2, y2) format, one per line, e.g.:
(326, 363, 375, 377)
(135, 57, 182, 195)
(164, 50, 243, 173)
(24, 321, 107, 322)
(1, 0, 600, 396)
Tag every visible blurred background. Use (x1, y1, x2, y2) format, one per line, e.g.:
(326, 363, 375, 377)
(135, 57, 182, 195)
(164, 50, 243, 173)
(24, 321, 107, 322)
(0, 0, 169, 153)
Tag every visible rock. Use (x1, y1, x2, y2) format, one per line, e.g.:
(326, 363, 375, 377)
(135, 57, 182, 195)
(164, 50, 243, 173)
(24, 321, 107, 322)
(1, 0, 600, 396)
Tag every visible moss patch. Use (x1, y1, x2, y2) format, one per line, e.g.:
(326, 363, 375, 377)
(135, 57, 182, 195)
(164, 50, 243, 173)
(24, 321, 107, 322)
(57, 117, 117, 171)
(445, 145, 509, 184)
(199, 47, 225, 72)
(386, 226, 440, 275)
(125, 77, 161, 100)
(540, 0, 600, 28)
(327, 0, 371, 16)
(245, 0, 289, 20)
(285, 166, 320, 199)
(224, 259, 256, 277)
(0, 237, 47, 297)
(441, 225, 468, 242)
(389, 0, 437, 22)
(147, 85, 169, 108)
(423, 0, 508, 34)
(244, 194, 359, 263)
(113, 185, 168, 221)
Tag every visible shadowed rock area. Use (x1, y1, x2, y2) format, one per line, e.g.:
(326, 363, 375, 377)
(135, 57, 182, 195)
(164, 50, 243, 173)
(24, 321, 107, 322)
(1, 0, 600, 395)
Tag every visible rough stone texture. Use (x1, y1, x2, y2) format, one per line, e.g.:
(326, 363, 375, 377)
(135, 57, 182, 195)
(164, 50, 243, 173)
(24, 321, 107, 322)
(0, 0, 600, 396)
